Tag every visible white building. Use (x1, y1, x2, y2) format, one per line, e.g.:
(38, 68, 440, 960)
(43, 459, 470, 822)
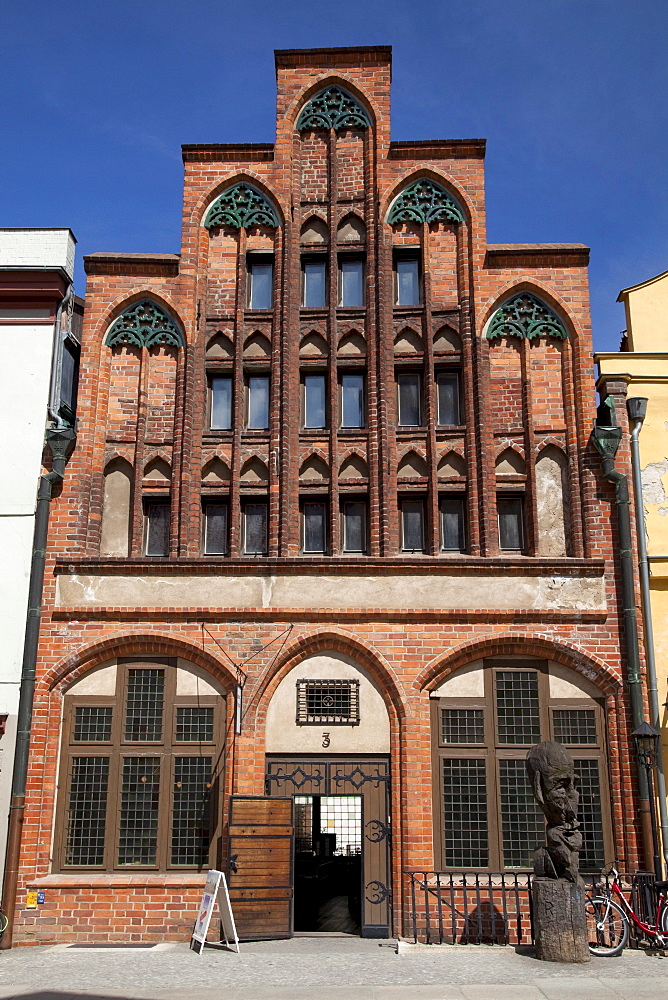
(0, 229, 79, 881)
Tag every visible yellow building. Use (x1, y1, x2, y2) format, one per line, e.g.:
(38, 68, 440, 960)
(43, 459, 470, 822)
(597, 268, 668, 864)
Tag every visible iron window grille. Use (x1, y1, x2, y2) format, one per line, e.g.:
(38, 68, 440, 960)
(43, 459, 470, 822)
(296, 679, 360, 726)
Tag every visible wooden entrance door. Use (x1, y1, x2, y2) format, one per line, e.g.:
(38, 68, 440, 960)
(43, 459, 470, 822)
(227, 795, 294, 940)
(266, 757, 391, 938)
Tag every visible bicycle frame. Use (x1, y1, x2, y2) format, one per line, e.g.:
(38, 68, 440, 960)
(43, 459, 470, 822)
(603, 868, 667, 939)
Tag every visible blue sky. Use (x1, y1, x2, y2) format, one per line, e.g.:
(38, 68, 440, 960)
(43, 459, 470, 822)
(1, 0, 666, 352)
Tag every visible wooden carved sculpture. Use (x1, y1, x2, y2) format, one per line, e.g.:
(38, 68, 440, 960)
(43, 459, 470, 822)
(526, 740, 583, 885)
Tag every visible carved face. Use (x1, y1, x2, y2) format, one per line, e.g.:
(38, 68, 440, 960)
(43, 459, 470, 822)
(542, 767, 579, 825)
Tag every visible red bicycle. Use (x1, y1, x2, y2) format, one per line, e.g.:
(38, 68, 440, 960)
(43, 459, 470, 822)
(585, 865, 668, 956)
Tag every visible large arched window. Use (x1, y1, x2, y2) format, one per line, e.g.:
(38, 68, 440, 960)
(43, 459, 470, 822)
(430, 657, 610, 872)
(55, 658, 225, 871)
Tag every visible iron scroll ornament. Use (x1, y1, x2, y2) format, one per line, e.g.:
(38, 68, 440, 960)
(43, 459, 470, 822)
(297, 86, 371, 132)
(365, 819, 391, 843)
(365, 880, 391, 904)
(486, 292, 568, 341)
(332, 764, 389, 790)
(204, 183, 279, 231)
(105, 300, 184, 349)
(388, 178, 464, 226)
(265, 764, 324, 791)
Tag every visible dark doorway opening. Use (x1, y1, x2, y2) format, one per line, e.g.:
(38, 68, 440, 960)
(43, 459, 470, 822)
(293, 794, 362, 934)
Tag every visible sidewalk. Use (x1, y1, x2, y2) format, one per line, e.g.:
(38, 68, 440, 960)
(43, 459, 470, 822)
(0, 936, 665, 1000)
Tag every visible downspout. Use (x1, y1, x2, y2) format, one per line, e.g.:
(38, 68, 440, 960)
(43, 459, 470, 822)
(593, 424, 656, 871)
(47, 284, 73, 429)
(629, 402, 668, 875)
(0, 426, 76, 948)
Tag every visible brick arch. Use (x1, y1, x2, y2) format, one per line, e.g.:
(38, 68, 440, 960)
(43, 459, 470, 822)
(415, 633, 621, 698)
(247, 628, 407, 733)
(338, 446, 367, 466)
(480, 279, 581, 343)
(95, 290, 187, 350)
(494, 440, 526, 462)
(535, 437, 568, 459)
(397, 443, 428, 464)
(287, 74, 378, 131)
(380, 167, 474, 226)
(103, 447, 134, 469)
(142, 448, 172, 471)
(43, 631, 237, 696)
(194, 172, 286, 231)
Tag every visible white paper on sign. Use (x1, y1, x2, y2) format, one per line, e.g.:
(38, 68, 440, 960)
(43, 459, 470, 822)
(190, 869, 239, 955)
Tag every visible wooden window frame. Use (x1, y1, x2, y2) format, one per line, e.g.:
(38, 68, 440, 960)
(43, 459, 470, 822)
(435, 369, 462, 427)
(301, 371, 328, 430)
(208, 374, 233, 431)
(54, 659, 224, 873)
(393, 250, 422, 307)
(430, 659, 612, 872)
(301, 499, 328, 555)
(142, 498, 170, 557)
(341, 498, 368, 554)
(337, 253, 365, 308)
(301, 253, 328, 309)
(202, 499, 229, 556)
(246, 253, 274, 311)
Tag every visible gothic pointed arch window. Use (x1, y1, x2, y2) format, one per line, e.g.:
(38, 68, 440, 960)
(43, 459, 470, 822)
(204, 183, 279, 231)
(486, 292, 568, 341)
(388, 179, 464, 225)
(297, 86, 371, 131)
(105, 300, 184, 349)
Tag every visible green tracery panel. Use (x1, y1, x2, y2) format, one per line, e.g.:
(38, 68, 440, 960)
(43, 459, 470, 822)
(486, 292, 568, 341)
(204, 183, 279, 231)
(297, 86, 370, 132)
(105, 300, 184, 349)
(388, 179, 464, 225)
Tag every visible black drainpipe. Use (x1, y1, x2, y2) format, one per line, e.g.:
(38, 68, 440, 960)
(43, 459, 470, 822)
(591, 409, 654, 870)
(1, 426, 76, 948)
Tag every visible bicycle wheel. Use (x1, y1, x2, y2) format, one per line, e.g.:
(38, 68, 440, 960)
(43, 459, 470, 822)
(660, 899, 668, 935)
(585, 896, 629, 956)
(0, 910, 8, 935)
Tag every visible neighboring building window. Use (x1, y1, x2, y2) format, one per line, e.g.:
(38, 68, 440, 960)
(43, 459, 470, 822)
(342, 500, 366, 553)
(203, 502, 228, 555)
(302, 501, 327, 554)
(296, 679, 360, 725)
(58, 662, 222, 870)
(243, 502, 268, 555)
(302, 258, 327, 308)
(401, 499, 425, 552)
(247, 376, 269, 429)
(397, 372, 421, 426)
(433, 660, 608, 871)
(143, 501, 170, 557)
(247, 256, 273, 309)
(341, 374, 365, 428)
(59, 337, 80, 425)
(497, 496, 525, 552)
(210, 376, 232, 430)
(395, 254, 420, 306)
(437, 372, 461, 426)
(339, 257, 364, 307)
(440, 496, 466, 552)
(303, 374, 327, 428)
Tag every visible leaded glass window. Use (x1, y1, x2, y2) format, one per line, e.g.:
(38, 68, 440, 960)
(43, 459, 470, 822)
(59, 661, 222, 871)
(434, 659, 609, 871)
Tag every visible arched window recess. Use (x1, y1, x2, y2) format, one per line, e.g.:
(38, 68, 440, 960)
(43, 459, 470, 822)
(297, 86, 371, 131)
(486, 292, 568, 341)
(388, 178, 464, 225)
(105, 300, 184, 349)
(204, 182, 279, 231)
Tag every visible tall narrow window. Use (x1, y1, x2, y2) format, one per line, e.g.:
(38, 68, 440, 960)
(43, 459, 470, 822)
(341, 374, 365, 428)
(303, 259, 327, 308)
(304, 375, 327, 428)
(497, 496, 525, 552)
(247, 376, 269, 429)
(339, 258, 364, 307)
(248, 257, 273, 309)
(395, 255, 420, 306)
(440, 496, 466, 551)
(437, 373, 461, 426)
(203, 502, 228, 555)
(210, 376, 232, 430)
(342, 501, 366, 553)
(143, 501, 170, 557)
(244, 503, 267, 555)
(397, 373, 421, 426)
(60, 337, 80, 425)
(401, 499, 424, 552)
(302, 502, 327, 554)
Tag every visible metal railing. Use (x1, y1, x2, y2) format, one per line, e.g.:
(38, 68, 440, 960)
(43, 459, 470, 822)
(405, 870, 657, 947)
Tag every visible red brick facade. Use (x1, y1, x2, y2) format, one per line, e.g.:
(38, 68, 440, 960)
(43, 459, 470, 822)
(12, 46, 645, 945)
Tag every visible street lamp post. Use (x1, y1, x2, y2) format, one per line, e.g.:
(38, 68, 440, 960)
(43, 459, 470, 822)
(633, 722, 663, 880)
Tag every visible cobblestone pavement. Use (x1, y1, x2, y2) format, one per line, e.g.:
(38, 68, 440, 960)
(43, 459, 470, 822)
(0, 937, 665, 1000)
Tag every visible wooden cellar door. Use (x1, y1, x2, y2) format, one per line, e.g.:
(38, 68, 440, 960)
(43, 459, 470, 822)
(227, 795, 294, 940)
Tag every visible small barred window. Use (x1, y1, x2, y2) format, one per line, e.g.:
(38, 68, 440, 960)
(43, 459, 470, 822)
(296, 679, 360, 726)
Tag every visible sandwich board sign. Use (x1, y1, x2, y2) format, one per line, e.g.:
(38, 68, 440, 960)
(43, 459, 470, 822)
(190, 869, 239, 954)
